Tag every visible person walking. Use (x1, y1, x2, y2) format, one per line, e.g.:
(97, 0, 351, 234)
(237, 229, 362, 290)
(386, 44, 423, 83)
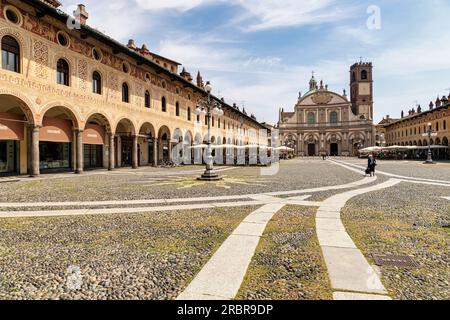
(367, 154, 377, 177)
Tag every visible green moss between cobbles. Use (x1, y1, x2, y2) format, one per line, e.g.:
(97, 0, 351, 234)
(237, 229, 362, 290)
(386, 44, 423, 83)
(342, 198, 450, 300)
(236, 206, 332, 300)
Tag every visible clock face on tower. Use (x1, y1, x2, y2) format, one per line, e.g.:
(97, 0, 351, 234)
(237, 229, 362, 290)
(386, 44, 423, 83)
(359, 83, 371, 96)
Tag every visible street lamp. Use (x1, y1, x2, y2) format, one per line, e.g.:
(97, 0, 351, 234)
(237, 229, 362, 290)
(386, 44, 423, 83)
(424, 122, 436, 164)
(196, 81, 224, 181)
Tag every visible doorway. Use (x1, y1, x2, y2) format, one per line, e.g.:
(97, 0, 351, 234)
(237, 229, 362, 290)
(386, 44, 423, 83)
(84, 144, 103, 169)
(330, 143, 338, 156)
(0, 140, 18, 175)
(308, 144, 316, 156)
(121, 137, 133, 167)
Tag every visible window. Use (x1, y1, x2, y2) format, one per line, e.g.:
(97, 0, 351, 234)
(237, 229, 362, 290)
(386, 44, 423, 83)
(361, 70, 368, 80)
(196, 115, 200, 122)
(187, 107, 191, 121)
(161, 97, 167, 112)
(122, 62, 130, 74)
(330, 111, 338, 124)
(145, 91, 151, 108)
(436, 123, 439, 131)
(92, 48, 103, 61)
(5, 7, 21, 25)
(307, 112, 315, 125)
(92, 71, 101, 94)
(212, 117, 215, 127)
(444, 120, 447, 130)
(122, 83, 129, 103)
(56, 59, 69, 86)
(1, 36, 20, 73)
(57, 32, 69, 47)
(176, 102, 180, 116)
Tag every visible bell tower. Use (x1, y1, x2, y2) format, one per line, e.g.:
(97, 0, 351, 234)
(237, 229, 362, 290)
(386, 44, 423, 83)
(350, 61, 373, 120)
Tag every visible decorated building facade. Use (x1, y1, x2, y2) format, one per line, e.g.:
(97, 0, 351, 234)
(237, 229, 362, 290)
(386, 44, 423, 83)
(0, 0, 267, 176)
(377, 96, 450, 160)
(278, 62, 375, 157)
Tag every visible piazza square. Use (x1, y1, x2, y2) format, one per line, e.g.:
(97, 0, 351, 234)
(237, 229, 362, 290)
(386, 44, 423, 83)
(0, 0, 449, 306)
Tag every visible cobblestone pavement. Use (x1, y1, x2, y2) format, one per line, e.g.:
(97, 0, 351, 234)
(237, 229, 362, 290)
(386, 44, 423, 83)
(342, 182, 450, 300)
(237, 206, 332, 300)
(0, 160, 361, 203)
(0, 159, 449, 300)
(0, 207, 255, 300)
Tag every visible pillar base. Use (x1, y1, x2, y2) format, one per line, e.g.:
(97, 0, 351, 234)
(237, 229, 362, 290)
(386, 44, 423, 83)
(197, 170, 223, 181)
(423, 160, 436, 165)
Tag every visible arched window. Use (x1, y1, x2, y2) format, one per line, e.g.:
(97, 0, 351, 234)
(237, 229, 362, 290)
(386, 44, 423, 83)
(161, 97, 167, 112)
(444, 120, 447, 130)
(361, 70, 368, 80)
(330, 111, 338, 124)
(187, 107, 191, 121)
(92, 71, 101, 94)
(56, 59, 69, 86)
(175, 102, 180, 116)
(145, 91, 150, 108)
(1, 36, 20, 73)
(122, 83, 129, 103)
(307, 112, 315, 125)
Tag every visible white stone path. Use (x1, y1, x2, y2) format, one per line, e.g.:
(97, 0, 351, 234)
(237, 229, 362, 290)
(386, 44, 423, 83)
(317, 179, 401, 300)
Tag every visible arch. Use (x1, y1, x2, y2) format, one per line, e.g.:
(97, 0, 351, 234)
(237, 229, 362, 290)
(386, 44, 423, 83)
(115, 118, 136, 135)
(39, 102, 81, 129)
(84, 112, 112, 133)
(1, 35, 20, 73)
(138, 122, 156, 138)
(443, 137, 449, 146)
(361, 70, 368, 80)
(0, 92, 36, 124)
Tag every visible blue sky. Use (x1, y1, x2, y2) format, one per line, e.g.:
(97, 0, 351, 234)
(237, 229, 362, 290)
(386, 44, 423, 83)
(63, 0, 450, 124)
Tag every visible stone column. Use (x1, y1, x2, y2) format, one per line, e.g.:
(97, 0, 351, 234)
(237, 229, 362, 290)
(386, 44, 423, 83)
(75, 130, 84, 174)
(132, 135, 138, 169)
(153, 140, 158, 167)
(168, 142, 173, 161)
(108, 133, 115, 171)
(30, 125, 40, 177)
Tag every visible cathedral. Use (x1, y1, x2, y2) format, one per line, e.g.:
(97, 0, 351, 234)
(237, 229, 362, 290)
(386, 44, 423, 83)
(278, 62, 375, 157)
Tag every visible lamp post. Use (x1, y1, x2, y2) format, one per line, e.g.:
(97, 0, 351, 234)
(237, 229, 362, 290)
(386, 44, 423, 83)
(196, 81, 224, 181)
(424, 122, 436, 164)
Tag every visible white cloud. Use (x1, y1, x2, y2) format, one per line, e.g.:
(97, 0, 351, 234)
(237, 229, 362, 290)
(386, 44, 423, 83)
(233, 0, 353, 31)
(135, 0, 213, 11)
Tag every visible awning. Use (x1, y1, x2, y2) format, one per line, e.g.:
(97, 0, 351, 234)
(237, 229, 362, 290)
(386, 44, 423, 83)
(40, 118, 73, 143)
(83, 124, 105, 145)
(0, 112, 25, 141)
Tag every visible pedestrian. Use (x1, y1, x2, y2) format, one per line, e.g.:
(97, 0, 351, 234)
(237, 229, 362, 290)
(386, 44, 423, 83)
(367, 154, 377, 177)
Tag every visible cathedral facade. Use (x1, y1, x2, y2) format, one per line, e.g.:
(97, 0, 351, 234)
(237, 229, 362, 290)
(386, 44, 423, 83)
(278, 62, 375, 157)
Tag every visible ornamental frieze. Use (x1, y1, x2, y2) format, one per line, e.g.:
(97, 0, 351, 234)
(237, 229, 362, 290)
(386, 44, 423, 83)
(32, 40, 49, 80)
(311, 92, 333, 105)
